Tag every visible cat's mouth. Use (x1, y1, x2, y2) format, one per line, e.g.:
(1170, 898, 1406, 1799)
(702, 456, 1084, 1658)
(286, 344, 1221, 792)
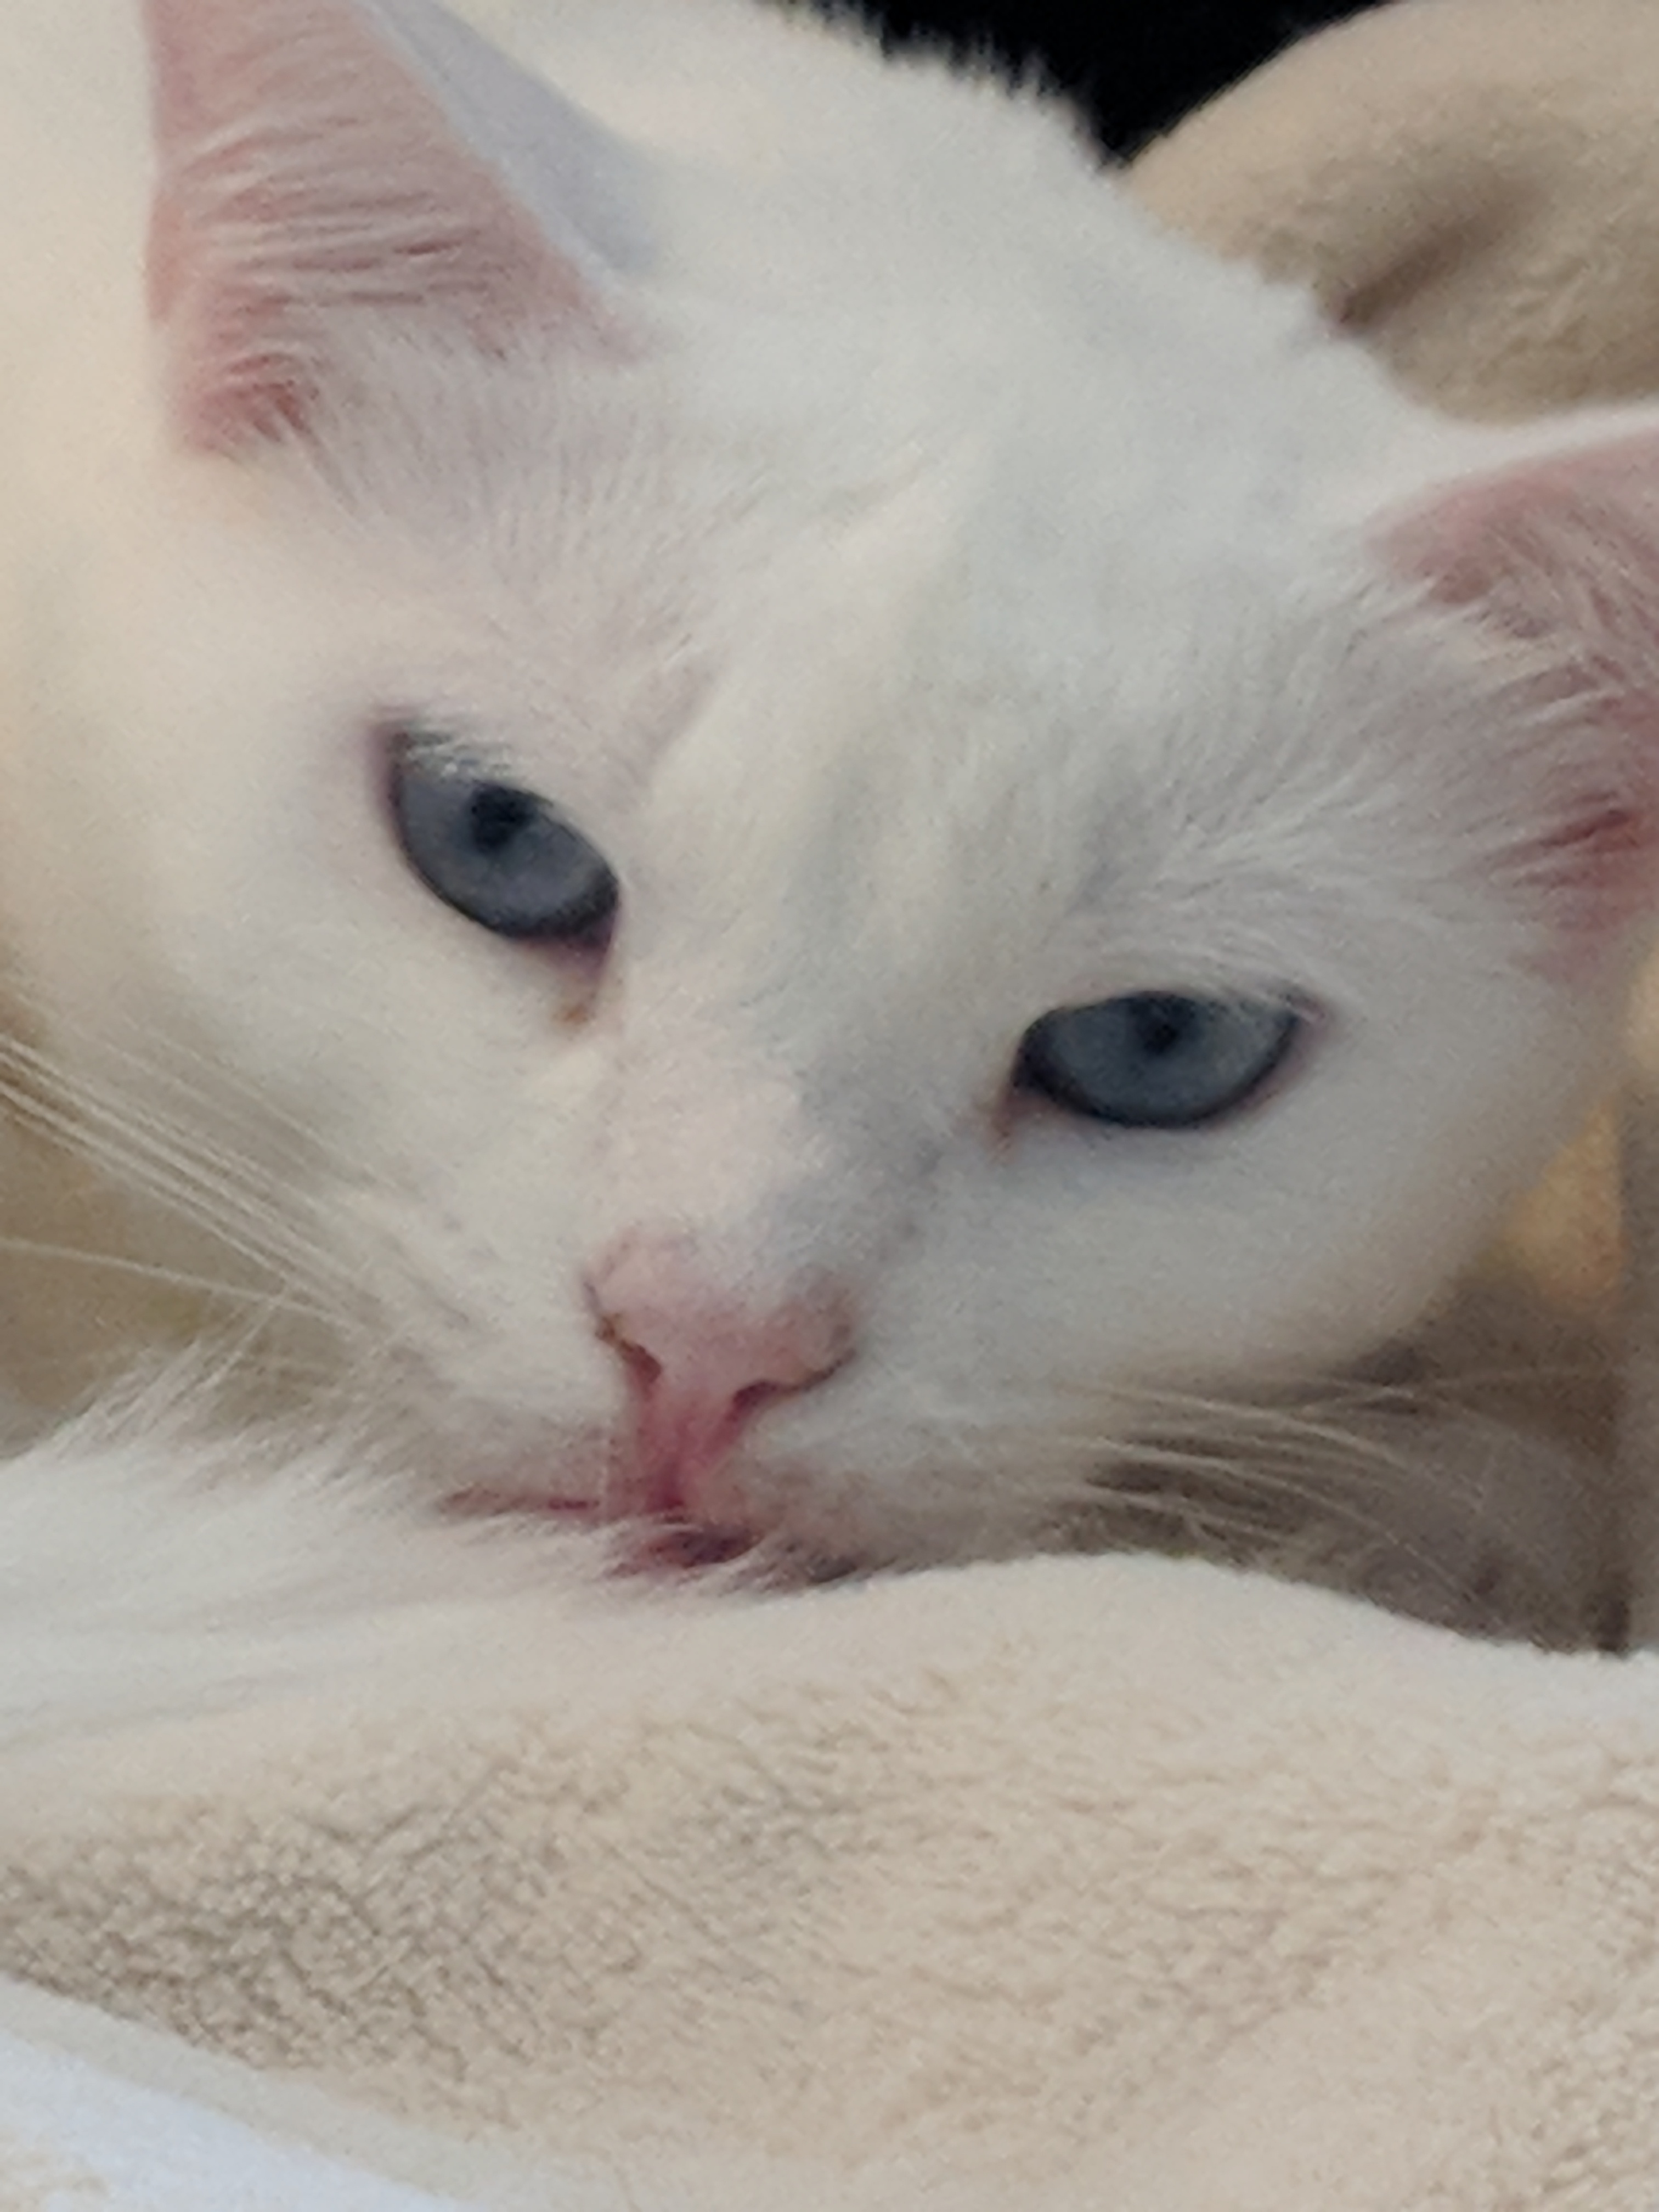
(439, 1425, 873, 1582)
(607, 1516, 765, 1573)
(441, 1449, 788, 1575)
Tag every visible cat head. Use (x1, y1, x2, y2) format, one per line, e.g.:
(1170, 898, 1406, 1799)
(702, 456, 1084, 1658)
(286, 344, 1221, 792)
(13, 0, 1659, 1566)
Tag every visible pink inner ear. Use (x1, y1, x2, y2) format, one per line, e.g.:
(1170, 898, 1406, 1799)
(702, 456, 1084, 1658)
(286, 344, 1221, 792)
(1384, 435, 1659, 962)
(144, 0, 602, 452)
(1387, 440, 1659, 644)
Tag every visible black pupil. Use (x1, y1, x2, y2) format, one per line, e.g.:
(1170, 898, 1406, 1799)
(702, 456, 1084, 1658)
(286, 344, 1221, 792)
(470, 785, 537, 854)
(1133, 997, 1195, 1058)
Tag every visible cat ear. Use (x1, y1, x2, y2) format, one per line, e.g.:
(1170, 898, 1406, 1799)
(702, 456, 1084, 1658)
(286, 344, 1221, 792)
(143, 0, 628, 454)
(1382, 424, 1659, 964)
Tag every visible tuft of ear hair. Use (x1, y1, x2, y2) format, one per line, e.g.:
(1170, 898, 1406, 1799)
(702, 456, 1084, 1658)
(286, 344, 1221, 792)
(1385, 426, 1659, 966)
(143, 0, 618, 453)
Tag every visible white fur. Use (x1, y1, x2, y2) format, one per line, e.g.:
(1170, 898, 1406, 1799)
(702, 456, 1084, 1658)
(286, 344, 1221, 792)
(0, 1388, 613, 1751)
(0, 0, 1654, 1632)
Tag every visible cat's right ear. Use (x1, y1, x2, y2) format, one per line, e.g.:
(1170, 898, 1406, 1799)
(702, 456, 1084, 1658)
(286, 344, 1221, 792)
(142, 0, 640, 455)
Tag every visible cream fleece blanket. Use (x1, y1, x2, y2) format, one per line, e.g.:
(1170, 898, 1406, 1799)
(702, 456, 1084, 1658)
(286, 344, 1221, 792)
(11, 1538, 1659, 2212)
(14, 2, 1659, 2206)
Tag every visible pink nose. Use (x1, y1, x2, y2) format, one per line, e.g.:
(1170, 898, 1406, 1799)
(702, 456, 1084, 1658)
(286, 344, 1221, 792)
(585, 1233, 855, 1519)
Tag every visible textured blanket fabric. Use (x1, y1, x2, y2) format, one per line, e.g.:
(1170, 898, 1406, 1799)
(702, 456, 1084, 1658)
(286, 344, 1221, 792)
(13, 2, 1659, 2207)
(8, 1553, 1659, 2210)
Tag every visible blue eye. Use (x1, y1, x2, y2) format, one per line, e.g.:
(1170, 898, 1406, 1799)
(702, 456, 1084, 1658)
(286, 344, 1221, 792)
(390, 738, 618, 943)
(1015, 992, 1299, 1128)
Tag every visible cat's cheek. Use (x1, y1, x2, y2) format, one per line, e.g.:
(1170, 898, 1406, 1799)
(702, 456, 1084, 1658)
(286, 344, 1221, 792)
(740, 1347, 1133, 1568)
(311, 1175, 625, 1470)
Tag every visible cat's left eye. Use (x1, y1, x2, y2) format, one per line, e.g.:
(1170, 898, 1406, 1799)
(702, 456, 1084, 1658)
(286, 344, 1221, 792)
(1014, 992, 1300, 1129)
(389, 738, 618, 944)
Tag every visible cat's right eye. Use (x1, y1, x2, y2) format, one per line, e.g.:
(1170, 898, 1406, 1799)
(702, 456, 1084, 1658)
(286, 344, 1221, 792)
(389, 737, 618, 944)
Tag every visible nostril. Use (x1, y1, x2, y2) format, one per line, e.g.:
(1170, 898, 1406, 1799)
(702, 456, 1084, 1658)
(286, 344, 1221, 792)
(731, 1376, 787, 1423)
(610, 1334, 662, 1399)
(589, 1293, 658, 1380)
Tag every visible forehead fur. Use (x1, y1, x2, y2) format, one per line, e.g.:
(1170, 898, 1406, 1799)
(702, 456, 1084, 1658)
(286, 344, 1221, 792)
(204, 0, 1568, 1062)
(252, 213, 1492, 1027)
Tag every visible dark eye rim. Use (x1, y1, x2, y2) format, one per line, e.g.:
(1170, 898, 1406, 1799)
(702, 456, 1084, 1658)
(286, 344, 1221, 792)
(1013, 991, 1310, 1131)
(383, 727, 620, 946)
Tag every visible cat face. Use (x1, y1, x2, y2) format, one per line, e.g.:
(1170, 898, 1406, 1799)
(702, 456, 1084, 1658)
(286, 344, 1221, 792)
(9, 0, 1659, 1567)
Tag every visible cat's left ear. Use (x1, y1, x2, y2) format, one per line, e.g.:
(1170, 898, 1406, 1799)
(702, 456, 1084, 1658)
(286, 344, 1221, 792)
(144, 0, 640, 454)
(1381, 419, 1659, 966)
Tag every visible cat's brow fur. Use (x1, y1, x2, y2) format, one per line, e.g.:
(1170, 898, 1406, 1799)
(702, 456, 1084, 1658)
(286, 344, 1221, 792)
(0, 0, 1655, 1682)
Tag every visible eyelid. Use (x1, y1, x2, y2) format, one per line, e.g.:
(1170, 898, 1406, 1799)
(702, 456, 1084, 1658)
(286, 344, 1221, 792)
(386, 723, 506, 784)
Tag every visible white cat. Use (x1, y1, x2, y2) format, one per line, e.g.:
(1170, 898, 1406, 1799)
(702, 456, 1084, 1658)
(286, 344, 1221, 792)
(0, 0, 1655, 1650)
